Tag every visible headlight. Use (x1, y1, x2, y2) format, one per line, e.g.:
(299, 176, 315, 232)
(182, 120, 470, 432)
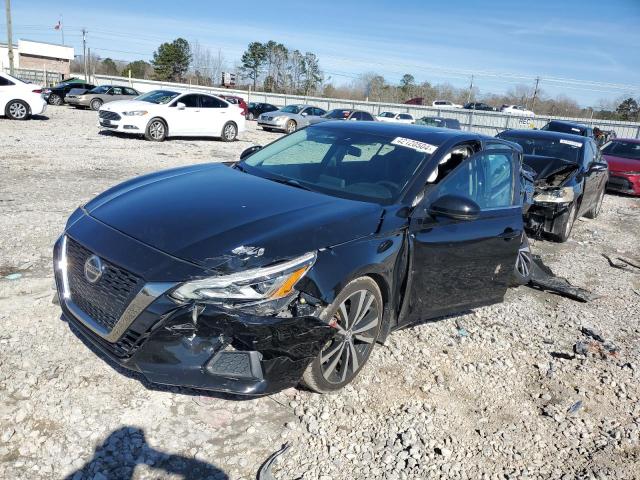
(171, 251, 317, 304)
(273, 116, 287, 124)
(534, 187, 575, 203)
(122, 110, 148, 116)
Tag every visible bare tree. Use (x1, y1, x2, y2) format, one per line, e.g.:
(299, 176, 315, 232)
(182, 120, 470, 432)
(189, 40, 225, 86)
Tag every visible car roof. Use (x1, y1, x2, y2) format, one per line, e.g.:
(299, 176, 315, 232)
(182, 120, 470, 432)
(309, 120, 481, 143)
(547, 120, 589, 129)
(500, 129, 590, 143)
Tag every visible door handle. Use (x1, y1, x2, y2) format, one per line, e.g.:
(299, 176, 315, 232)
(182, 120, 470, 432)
(498, 228, 519, 240)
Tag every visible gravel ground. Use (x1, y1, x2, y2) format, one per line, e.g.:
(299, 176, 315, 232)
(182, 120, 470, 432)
(1, 106, 639, 480)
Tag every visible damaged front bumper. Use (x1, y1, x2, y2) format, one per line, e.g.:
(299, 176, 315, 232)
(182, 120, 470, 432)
(53, 238, 335, 396)
(524, 201, 573, 237)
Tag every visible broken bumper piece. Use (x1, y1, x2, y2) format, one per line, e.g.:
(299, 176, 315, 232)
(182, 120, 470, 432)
(525, 202, 572, 237)
(59, 294, 335, 396)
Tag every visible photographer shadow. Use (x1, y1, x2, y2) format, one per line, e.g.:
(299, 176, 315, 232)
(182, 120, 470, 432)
(64, 426, 228, 480)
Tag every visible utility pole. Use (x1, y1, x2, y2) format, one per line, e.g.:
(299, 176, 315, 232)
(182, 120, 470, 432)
(531, 76, 540, 111)
(87, 47, 91, 82)
(82, 28, 87, 81)
(466, 74, 474, 104)
(5, 0, 15, 74)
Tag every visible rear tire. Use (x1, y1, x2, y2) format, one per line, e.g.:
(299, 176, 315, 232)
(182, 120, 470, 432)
(90, 99, 103, 111)
(49, 94, 63, 106)
(221, 122, 237, 142)
(551, 201, 577, 243)
(5, 100, 30, 120)
(247, 112, 255, 120)
(144, 118, 167, 142)
(511, 233, 532, 286)
(584, 188, 604, 219)
(302, 277, 382, 394)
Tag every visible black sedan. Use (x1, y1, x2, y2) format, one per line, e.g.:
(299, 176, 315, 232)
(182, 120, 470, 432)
(247, 102, 279, 120)
(43, 81, 95, 106)
(464, 102, 496, 111)
(55, 122, 529, 395)
(497, 129, 608, 242)
(414, 116, 461, 129)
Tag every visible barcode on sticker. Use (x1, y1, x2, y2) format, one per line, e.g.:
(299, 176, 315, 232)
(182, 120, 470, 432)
(391, 137, 438, 154)
(560, 139, 583, 148)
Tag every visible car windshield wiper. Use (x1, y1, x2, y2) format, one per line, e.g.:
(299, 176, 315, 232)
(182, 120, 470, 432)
(267, 176, 314, 192)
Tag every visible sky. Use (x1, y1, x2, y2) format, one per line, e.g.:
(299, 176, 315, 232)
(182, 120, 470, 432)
(2, 0, 639, 106)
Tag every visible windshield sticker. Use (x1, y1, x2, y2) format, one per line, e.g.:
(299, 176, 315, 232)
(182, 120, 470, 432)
(391, 137, 438, 154)
(560, 139, 583, 148)
(571, 127, 581, 132)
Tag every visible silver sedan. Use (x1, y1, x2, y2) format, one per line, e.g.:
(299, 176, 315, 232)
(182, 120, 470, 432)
(257, 104, 327, 133)
(66, 85, 140, 110)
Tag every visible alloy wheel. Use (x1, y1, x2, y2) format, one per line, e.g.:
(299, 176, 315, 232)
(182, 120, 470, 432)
(594, 189, 604, 216)
(248, 112, 254, 120)
(8, 101, 28, 119)
(564, 202, 576, 239)
(515, 234, 532, 280)
(51, 94, 63, 106)
(320, 289, 380, 384)
(91, 99, 103, 111)
(149, 121, 165, 140)
(223, 123, 237, 141)
(286, 120, 296, 133)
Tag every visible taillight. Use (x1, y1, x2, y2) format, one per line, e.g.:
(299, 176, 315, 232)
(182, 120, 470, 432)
(32, 89, 43, 94)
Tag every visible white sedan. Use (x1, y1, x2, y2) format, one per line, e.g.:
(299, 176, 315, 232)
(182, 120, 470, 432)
(376, 112, 414, 124)
(0, 71, 47, 120)
(501, 105, 535, 117)
(98, 89, 246, 142)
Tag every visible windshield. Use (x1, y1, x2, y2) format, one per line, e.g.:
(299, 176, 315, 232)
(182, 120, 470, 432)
(324, 109, 351, 119)
(2, 72, 24, 84)
(280, 105, 302, 114)
(240, 126, 433, 204)
(379, 112, 395, 118)
(137, 90, 180, 104)
(602, 140, 640, 160)
(498, 133, 583, 163)
(418, 118, 443, 127)
(89, 86, 110, 94)
(542, 122, 586, 136)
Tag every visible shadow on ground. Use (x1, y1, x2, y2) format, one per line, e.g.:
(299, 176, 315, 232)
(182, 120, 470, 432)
(64, 426, 228, 480)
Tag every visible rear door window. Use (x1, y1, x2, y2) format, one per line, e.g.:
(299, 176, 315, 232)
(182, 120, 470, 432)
(200, 95, 227, 108)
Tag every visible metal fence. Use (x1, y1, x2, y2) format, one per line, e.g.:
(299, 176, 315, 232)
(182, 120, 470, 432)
(93, 74, 640, 139)
(6, 68, 63, 87)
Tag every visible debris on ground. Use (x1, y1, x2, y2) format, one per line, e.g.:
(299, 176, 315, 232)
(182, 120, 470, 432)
(527, 255, 598, 302)
(4, 273, 22, 280)
(602, 253, 640, 272)
(257, 443, 295, 480)
(567, 401, 583, 415)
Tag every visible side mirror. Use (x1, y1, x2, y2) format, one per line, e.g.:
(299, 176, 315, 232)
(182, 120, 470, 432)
(240, 145, 262, 160)
(301, 112, 308, 116)
(589, 162, 608, 173)
(428, 195, 480, 221)
(176, 102, 186, 110)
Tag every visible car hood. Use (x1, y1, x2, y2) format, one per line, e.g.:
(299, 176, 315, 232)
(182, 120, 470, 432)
(603, 154, 640, 173)
(523, 155, 579, 187)
(102, 100, 158, 112)
(84, 164, 383, 273)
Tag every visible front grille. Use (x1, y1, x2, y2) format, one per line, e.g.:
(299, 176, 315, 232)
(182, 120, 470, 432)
(99, 110, 121, 121)
(66, 238, 143, 332)
(263, 116, 272, 121)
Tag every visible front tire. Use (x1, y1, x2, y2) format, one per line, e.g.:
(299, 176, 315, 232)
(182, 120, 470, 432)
(552, 201, 577, 243)
(302, 277, 382, 394)
(285, 119, 297, 134)
(247, 112, 255, 120)
(584, 188, 604, 219)
(49, 94, 63, 106)
(221, 122, 237, 142)
(90, 99, 103, 111)
(5, 100, 30, 120)
(145, 118, 167, 142)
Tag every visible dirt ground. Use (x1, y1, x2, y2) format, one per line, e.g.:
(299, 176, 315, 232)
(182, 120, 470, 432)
(1, 106, 639, 479)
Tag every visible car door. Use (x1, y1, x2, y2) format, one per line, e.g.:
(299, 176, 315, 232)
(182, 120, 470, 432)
(579, 140, 602, 215)
(401, 148, 522, 324)
(165, 94, 201, 135)
(198, 95, 229, 136)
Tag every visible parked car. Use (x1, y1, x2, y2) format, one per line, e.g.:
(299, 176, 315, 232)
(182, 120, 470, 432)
(496, 129, 608, 241)
(67, 85, 140, 110)
(247, 102, 279, 120)
(218, 95, 248, 117)
(414, 116, 461, 130)
(257, 104, 326, 133)
(54, 121, 532, 395)
(601, 138, 640, 196)
(0, 71, 47, 120)
(308, 109, 376, 124)
(376, 112, 414, 124)
(432, 100, 463, 109)
(43, 80, 95, 106)
(98, 89, 245, 142)
(541, 120, 593, 138)
(501, 105, 535, 117)
(463, 102, 496, 111)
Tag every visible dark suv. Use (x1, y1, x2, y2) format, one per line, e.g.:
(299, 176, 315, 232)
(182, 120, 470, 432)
(44, 81, 95, 106)
(464, 102, 496, 111)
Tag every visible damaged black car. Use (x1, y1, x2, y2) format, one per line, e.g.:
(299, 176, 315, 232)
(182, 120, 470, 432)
(55, 122, 530, 395)
(496, 129, 608, 242)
